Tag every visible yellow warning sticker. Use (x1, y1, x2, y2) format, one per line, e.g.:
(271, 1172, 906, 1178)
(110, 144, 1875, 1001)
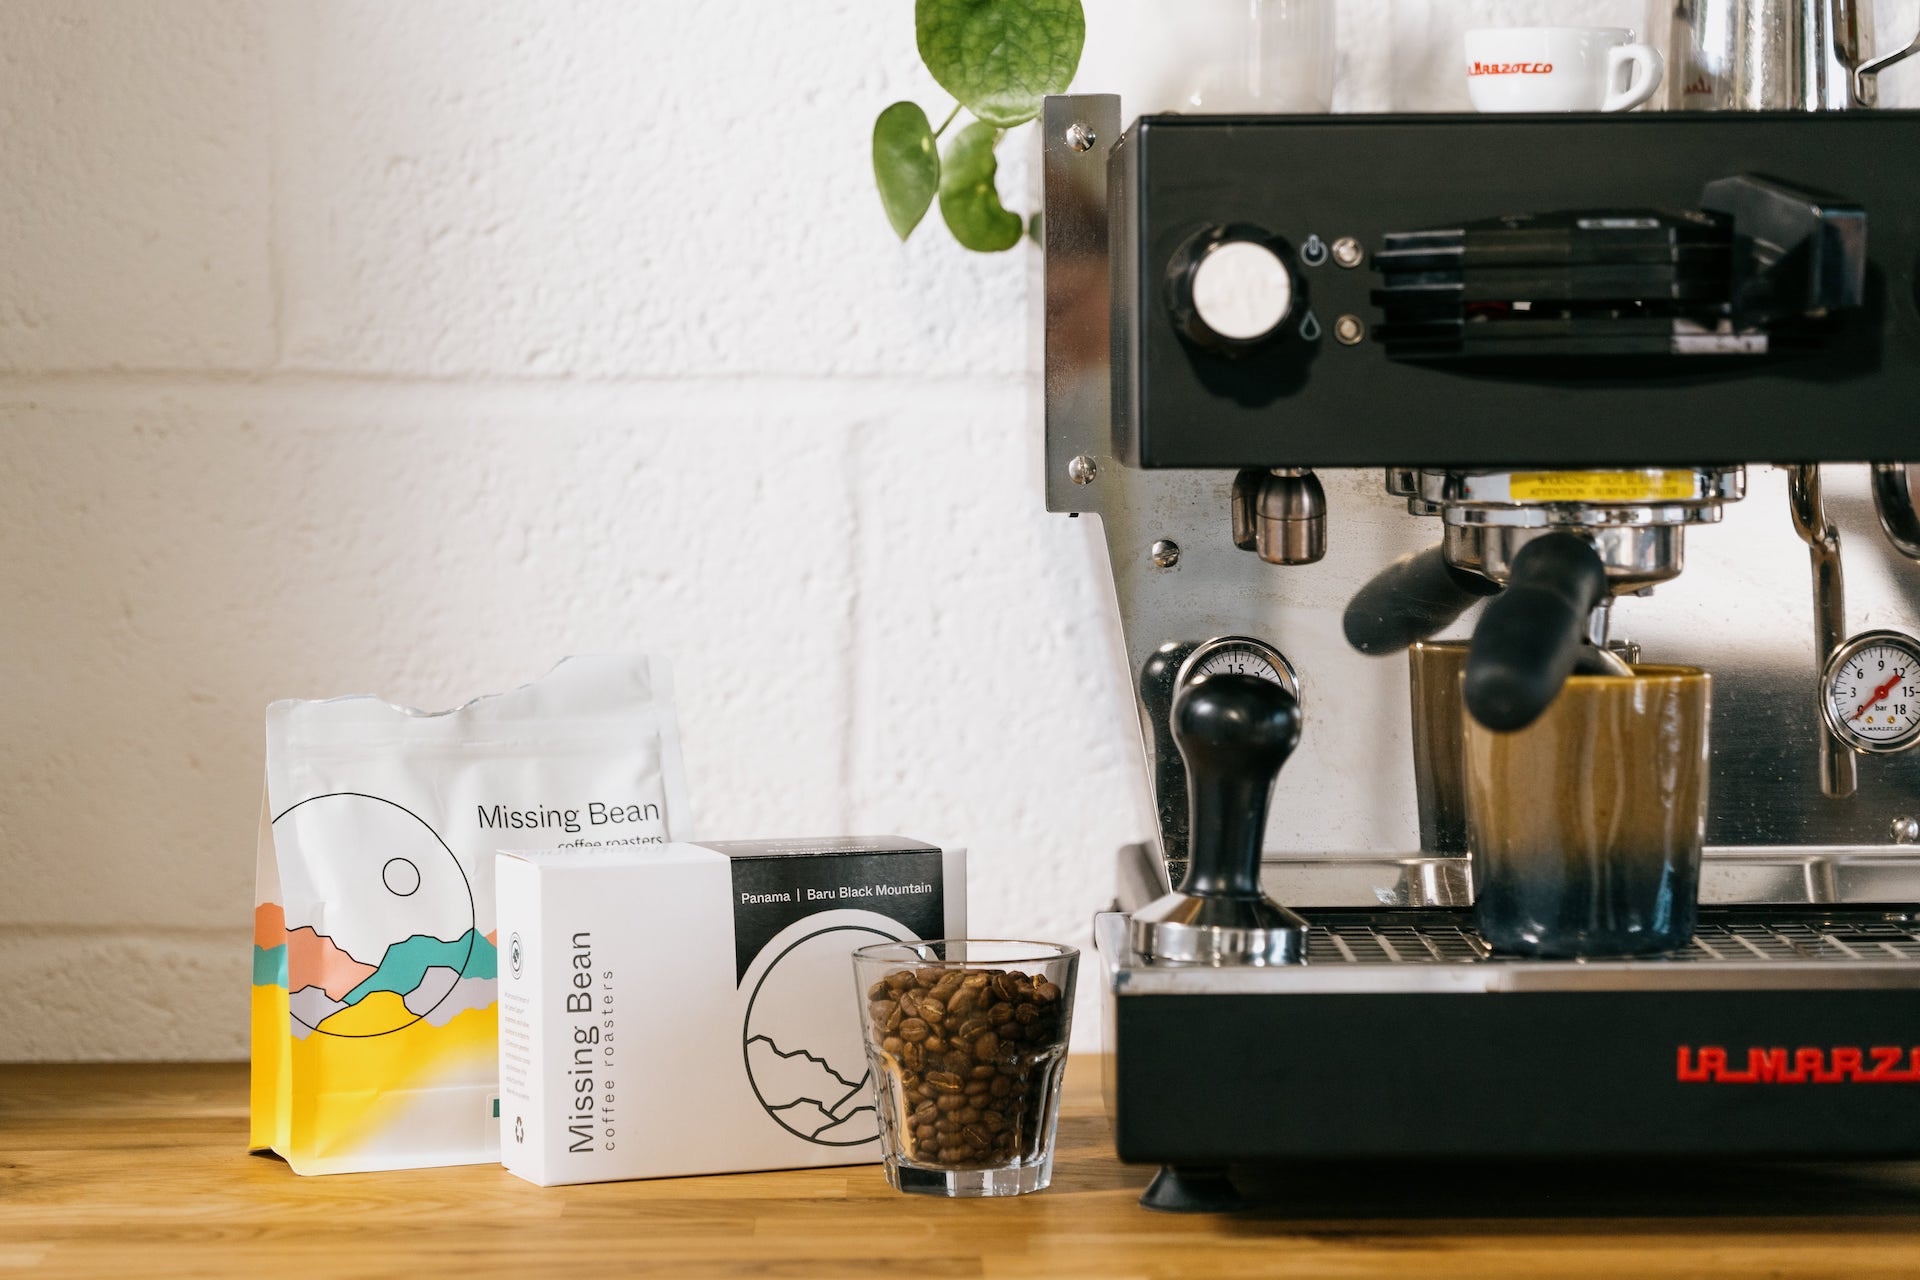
(1507, 470, 1698, 503)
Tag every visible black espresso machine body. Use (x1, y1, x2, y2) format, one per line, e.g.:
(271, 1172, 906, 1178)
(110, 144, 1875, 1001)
(1040, 98, 1920, 1201)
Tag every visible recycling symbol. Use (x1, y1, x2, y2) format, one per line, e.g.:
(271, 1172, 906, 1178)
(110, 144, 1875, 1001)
(513, 1116, 525, 1144)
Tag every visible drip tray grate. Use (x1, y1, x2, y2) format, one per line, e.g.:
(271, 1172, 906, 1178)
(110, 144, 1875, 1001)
(1303, 908, 1920, 965)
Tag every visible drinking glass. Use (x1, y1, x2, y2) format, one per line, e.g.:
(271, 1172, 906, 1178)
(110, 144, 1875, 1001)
(852, 940, 1077, 1197)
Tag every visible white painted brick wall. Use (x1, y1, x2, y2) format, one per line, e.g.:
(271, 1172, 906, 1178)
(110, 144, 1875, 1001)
(4, 1, 1918, 1060)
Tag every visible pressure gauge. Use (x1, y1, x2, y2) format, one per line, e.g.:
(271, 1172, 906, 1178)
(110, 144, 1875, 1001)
(1821, 630, 1920, 755)
(1175, 635, 1301, 704)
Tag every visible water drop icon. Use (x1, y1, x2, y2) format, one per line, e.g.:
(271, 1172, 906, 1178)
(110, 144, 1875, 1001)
(1299, 311, 1322, 342)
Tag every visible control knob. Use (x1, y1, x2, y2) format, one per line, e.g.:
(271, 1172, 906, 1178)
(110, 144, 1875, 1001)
(1168, 225, 1296, 351)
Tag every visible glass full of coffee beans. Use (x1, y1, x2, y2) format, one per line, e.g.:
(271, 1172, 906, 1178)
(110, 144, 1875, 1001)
(852, 940, 1078, 1197)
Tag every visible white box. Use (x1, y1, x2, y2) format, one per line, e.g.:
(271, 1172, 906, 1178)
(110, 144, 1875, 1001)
(496, 837, 966, 1185)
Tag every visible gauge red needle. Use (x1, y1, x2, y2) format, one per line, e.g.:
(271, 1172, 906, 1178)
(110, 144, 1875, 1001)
(1852, 673, 1903, 721)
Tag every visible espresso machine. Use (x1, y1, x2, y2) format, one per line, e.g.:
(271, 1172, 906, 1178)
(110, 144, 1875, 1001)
(1040, 96, 1920, 1209)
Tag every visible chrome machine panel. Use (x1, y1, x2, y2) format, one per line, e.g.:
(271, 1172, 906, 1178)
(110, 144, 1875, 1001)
(1040, 95, 1920, 898)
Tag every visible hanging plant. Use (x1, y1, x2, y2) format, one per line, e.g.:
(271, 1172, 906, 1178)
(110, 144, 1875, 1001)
(872, 0, 1087, 252)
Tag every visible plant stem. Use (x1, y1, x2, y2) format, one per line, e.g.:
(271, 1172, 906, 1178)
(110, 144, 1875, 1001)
(933, 103, 962, 139)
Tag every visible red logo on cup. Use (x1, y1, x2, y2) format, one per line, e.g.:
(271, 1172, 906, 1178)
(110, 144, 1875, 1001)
(1468, 61, 1555, 76)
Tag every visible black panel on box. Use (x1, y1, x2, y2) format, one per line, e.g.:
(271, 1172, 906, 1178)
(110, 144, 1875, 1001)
(1110, 112, 1920, 469)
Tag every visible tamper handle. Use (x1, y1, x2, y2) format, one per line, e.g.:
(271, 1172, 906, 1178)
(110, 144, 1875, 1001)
(1464, 533, 1609, 732)
(1173, 673, 1302, 899)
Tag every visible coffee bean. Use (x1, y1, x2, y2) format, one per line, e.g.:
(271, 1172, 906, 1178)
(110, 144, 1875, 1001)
(926, 1071, 963, 1093)
(924, 1036, 946, 1053)
(1034, 980, 1060, 1003)
(902, 1041, 924, 1072)
(947, 988, 977, 1017)
(918, 997, 946, 1022)
(899, 1018, 930, 1043)
(973, 1032, 998, 1060)
(881, 1035, 904, 1054)
(936, 1092, 966, 1113)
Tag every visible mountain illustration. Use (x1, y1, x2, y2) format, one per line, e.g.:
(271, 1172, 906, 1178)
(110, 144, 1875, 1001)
(747, 1036, 873, 1140)
(343, 930, 491, 1005)
(289, 985, 347, 1035)
(286, 925, 379, 1000)
(812, 1105, 879, 1145)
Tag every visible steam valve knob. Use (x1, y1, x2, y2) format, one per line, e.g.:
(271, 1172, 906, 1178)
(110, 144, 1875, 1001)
(1169, 226, 1296, 351)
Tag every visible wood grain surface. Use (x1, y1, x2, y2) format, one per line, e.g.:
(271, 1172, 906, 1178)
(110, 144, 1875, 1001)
(5, 1059, 1920, 1278)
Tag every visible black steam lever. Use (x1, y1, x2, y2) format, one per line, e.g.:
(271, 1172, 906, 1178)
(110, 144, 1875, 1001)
(1129, 673, 1308, 966)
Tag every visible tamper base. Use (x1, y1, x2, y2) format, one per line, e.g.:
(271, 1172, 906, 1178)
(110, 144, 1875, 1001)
(1130, 891, 1307, 966)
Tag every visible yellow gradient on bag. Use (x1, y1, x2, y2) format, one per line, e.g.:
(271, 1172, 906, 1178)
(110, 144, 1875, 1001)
(249, 982, 290, 1151)
(252, 983, 494, 1172)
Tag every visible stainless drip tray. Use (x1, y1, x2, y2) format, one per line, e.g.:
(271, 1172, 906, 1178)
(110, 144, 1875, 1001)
(1095, 907, 1920, 995)
(1115, 845, 1920, 919)
(1260, 850, 1920, 910)
(1305, 910, 1920, 966)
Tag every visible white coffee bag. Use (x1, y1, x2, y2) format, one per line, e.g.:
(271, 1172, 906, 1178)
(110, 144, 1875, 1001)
(250, 655, 689, 1174)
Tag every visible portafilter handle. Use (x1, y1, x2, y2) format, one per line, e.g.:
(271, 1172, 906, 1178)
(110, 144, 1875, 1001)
(1464, 533, 1610, 733)
(1129, 673, 1308, 966)
(1342, 543, 1503, 655)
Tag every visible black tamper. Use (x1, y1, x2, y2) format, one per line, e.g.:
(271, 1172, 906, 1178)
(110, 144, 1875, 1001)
(1129, 672, 1308, 966)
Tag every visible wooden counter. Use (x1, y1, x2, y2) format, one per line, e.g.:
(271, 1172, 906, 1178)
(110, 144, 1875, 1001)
(5, 1059, 1920, 1278)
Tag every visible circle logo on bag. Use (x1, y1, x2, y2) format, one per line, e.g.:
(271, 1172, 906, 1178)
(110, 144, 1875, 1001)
(272, 793, 480, 1038)
(741, 921, 904, 1147)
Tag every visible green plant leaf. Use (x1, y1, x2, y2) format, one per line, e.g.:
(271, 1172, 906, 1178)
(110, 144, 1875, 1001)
(872, 101, 940, 241)
(916, 0, 1085, 129)
(939, 121, 1023, 253)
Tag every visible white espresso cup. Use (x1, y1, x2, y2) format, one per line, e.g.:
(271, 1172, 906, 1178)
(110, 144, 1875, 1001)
(1465, 27, 1664, 113)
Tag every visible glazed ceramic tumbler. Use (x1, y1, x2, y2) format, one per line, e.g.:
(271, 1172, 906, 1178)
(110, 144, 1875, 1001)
(1464, 665, 1712, 957)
